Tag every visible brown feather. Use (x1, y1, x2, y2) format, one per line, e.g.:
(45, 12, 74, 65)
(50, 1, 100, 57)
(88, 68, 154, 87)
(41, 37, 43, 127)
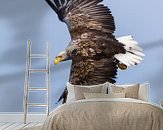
(45, 0, 127, 103)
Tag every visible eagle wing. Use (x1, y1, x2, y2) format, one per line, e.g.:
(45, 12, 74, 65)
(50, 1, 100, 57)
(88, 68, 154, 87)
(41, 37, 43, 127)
(45, 0, 115, 34)
(45, 0, 125, 56)
(63, 0, 116, 38)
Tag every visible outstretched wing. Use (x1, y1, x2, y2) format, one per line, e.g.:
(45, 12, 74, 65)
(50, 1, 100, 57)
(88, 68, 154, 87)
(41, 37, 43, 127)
(45, 0, 125, 57)
(45, 0, 116, 39)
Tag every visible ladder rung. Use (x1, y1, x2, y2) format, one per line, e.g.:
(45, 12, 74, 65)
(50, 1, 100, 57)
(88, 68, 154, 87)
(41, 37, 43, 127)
(29, 69, 48, 73)
(30, 54, 47, 58)
(28, 104, 47, 107)
(28, 88, 47, 91)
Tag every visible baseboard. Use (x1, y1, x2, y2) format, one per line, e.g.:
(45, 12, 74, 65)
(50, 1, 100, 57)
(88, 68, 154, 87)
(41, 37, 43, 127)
(0, 113, 47, 122)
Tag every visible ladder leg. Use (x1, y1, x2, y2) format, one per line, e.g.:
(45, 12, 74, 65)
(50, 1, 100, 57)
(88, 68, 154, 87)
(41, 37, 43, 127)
(46, 42, 50, 116)
(46, 72, 50, 116)
(24, 40, 31, 124)
(24, 94, 28, 124)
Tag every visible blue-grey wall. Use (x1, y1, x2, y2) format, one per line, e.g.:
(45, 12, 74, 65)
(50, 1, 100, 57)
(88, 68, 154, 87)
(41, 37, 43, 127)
(0, 0, 163, 112)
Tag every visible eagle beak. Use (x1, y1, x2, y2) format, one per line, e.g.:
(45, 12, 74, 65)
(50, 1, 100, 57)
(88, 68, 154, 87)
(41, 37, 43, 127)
(54, 56, 63, 65)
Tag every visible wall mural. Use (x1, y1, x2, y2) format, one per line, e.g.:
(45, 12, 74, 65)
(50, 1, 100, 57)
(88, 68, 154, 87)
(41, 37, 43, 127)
(45, 0, 144, 103)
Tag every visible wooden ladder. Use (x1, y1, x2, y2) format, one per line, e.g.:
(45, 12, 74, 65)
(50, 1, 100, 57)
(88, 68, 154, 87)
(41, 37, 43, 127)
(24, 40, 50, 124)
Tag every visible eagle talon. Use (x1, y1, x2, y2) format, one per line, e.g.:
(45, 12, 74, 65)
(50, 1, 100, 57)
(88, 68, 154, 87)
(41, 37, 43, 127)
(118, 63, 127, 70)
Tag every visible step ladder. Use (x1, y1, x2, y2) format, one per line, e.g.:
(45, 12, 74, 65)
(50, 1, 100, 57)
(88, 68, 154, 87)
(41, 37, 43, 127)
(24, 40, 50, 124)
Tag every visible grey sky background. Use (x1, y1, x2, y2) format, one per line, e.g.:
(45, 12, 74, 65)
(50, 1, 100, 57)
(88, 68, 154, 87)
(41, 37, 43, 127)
(0, 0, 163, 112)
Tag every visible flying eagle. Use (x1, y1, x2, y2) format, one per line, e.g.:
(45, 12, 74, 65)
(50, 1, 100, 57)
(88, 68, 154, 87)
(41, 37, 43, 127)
(45, 0, 144, 103)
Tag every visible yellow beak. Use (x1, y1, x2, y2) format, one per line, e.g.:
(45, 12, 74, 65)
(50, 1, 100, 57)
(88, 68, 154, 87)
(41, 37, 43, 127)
(54, 57, 63, 65)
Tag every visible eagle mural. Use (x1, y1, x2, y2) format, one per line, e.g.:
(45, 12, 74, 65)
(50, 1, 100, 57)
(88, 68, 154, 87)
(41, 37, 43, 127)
(45, 0, 144, 103)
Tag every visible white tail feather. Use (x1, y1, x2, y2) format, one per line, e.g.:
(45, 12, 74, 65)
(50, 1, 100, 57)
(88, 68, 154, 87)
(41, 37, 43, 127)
(115, 35, 144, 67)
(129, 50, 145, 57)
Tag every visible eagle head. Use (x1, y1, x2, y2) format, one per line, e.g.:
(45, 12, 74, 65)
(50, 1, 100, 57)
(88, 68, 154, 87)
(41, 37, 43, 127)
(54, 51, 69, 65)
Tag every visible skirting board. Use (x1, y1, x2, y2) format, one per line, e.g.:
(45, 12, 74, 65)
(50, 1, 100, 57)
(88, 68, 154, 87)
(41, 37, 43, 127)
(0, 113, 47, 123)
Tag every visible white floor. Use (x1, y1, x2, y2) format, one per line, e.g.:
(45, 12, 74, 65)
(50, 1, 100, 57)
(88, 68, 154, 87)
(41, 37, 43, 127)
(0, 122, 43, 130)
